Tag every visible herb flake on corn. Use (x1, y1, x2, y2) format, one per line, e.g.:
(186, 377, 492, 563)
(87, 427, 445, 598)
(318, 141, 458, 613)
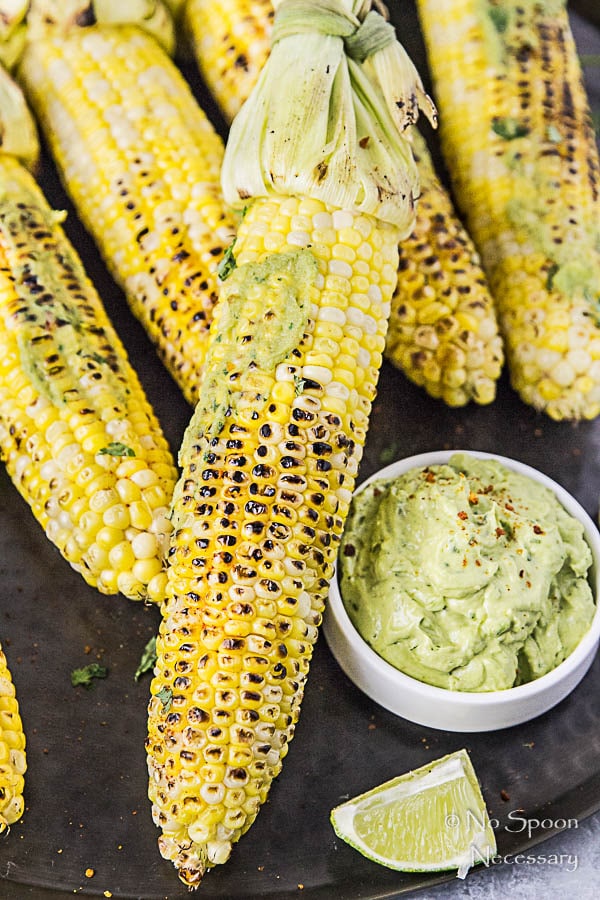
(417, 0, 600, 420)
(147, 0, 433, 886)
(0, 131, 177, 601)
(0, 640, 26, 833)
(17, 4, 236, 406)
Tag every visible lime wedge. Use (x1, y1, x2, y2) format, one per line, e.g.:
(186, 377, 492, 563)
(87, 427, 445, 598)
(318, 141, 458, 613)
(330, 749, 496, 877)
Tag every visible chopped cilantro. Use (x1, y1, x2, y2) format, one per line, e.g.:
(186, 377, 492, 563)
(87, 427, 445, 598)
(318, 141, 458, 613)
(379, 442, 399, 465)
(71, 663, 108, 689)
(135, 635, 157, 681)
(545, 263, 560, 291)
(491, 117, 530, 141)
(218, 239, 237, 281)
(98, 442, 135, 457)
(488, 7, 508, 32)
(156, 686, 173, 713)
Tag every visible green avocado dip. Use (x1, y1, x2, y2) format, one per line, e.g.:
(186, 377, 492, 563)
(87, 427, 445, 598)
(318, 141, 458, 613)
(339, 453, 596, 692)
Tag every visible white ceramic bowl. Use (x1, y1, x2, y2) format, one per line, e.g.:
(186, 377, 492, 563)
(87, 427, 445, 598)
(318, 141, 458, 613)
(324, 450, 600, 732)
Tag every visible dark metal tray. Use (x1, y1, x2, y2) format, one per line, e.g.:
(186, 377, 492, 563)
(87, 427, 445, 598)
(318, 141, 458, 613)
(1, 3, 599, 898)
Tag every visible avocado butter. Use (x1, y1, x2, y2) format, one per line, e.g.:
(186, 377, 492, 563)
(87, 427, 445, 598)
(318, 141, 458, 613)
(339, 453, 596, 692)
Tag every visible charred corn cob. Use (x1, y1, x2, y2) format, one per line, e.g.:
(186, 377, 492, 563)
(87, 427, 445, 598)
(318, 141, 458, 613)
(146, 0, 433, 885)
(16, 4, 236, 406)
(0, 135, 177, 601)
(417, 0, 600, 420)
(183, 0, 274, 123)
(0, 641, 26, 833)
(183, 0, 504, 405)
(388, 130, 503, 406)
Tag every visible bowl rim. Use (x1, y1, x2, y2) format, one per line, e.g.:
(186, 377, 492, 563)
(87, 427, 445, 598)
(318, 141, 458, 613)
(327, 448, 600, 707)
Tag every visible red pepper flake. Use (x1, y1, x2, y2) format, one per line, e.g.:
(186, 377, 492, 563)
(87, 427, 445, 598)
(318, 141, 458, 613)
(462, 557, 468, 567)
(533, 524, 544, 534)
(505, 503, 514, 511)
(468, 491, 479, 505)
(475, 559, 482, 567)
(458, 510, 468, 520)
(496, 527, 505, 538)
(425, 470, 436, 483)
(526, 580, 532, 588)
(500, 789, 511, 802)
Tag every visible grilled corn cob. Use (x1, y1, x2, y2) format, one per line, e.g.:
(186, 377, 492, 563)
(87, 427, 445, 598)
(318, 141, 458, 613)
(17, 4, 236, 406)
(146, 0, 432, 885)
(183, 0, 274, 123)
(0, 145, 177, 602)
(183, 0, 503, 406)
(0, 641, 26, 833)
(417, 0, 600, 420)
(388, 130, 503, 406)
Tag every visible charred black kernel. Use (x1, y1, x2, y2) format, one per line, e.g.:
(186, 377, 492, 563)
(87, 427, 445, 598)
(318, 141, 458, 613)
(256, 445, 268, 457)
(166, 712, 181, 725)
(226, 439, 244, 450)
(261, 579, 280, 593)
(207, 727, 223, 740)
(241, 690, 262, 703)
(272, 504, 293, 520)
(253, 464, 276, 478)
(271, 663, 287, 679)
(245, 521, 265, 535)
(217, 534, 237, 547)
(179, 643, 195, 653)
(246, 500, 267, 515)
(316, 459, 332, 472)
(231, 602, 254, 616)
(281, 456, 301, 468)
(279, 474, 305, 487)
(187, 707, 210, 723)
(221, 638, 245, 650)
(259, 424, 272, 438)
(292, 407, 314, 422)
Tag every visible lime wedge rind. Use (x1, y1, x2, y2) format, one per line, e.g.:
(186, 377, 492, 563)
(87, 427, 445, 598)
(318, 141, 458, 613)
(330, 749, 497, 875)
